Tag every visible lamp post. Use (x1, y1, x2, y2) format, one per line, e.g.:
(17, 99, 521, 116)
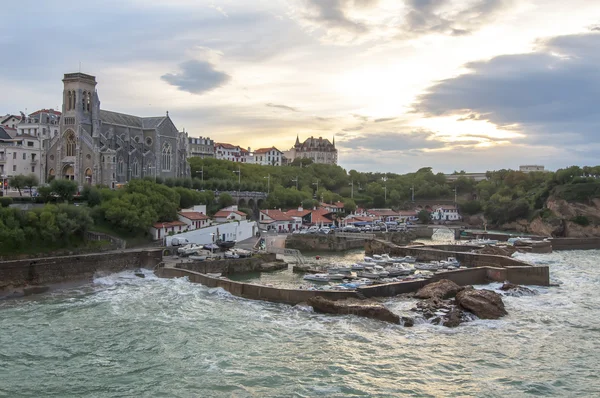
(453, 186, 457, 206)
(233, 166, 241, 196)
(148, 166, 156, 182)
(196, 166, 204, 183)
(264, 173, 270, 194)
(382, 177, 387, 202)
(349, 179, 354, 199)
(410, 185, 415, 202)
(312, 179, 319, 193)
(291, 176, 298, 190)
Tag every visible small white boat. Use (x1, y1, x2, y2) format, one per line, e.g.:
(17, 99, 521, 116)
(351, 263, 365, 271)
(364, 256, 386, 264)
(231, 248, 252, 258)
(415, 261, 442, 271)
(358, 265, 389, 279)
(386, 262, 414, 276)
(328, 266, 352, 273)
(327, 273, 347, 280)
(223, 250, 240, 259)
(177, 243, 204, 256)
(303, 273, 331, 282)
(440, 257, 460, 269)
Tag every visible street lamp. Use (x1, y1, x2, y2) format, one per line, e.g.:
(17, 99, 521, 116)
(196, 166, 204, 183)
(291, 176, 298, 190)
(148, 166, 156, 182)
(349, 179, 354, 199)
(453, 186, 458, 206)
(312, 179, 319, 192)
(233, 166, 241, 196)
(382, 177, 387, 202)
(264, 173, 270, 194)
(410, 185, 415, 202)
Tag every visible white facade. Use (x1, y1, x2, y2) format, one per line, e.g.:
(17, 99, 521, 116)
(519, 165, 545, 173)
(215, 143, 250, 163)
(188, 136, 214, 158)
(253, 147, 282, 166)
(0, 127, 44, 184)
(18, 109, 61, 150)
(1, 115, 21, 129)
(432, 207, 462, 221)
(163, 220, 257, 246)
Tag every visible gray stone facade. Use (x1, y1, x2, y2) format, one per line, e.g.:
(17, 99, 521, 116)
(46, 72, 189, 187)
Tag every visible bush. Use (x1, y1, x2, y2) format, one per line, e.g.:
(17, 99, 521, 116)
(458, 200, 482, 215)
(0, 197, 13, 207)
(571, 215, 590, 226)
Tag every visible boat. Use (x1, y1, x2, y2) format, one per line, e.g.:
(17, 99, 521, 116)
(439, 257, 460, 269)
(303, 273, 332, 282)
(358, 265, 389, 279)
(177, 243, 204, 256)
(351, 263, 365, 271)
(231, 248, 252, 258)
(415, 261, 443, 271)
(363, 256, 386, 264)
(216, 239, 236, 250)
(386, 262, 414, 277)
(401, 256, 417, 263)
(327, 266, 352, 273)
(327, 273, 347, 280)
(188, 249, 212, 261)
(223, 250, 240, 259)
(203, 243, 220, 252)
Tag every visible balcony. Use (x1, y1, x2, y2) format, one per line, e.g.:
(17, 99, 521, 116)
(0, 156, 6, 164)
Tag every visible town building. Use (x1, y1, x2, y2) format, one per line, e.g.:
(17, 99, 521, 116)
(519, 165, 545, 173)
(259, 209, 301, 232)
(178, 210, 211, 231)
(214, 209, 247, 223)
(365, 209, 402, 223)
(149, 220, 188, 241)
(253, 147, 283, 166)
(1, 115, 21, 129)
(284, 135, 338, 165)
(444, 172, 488, 182)
(431, 206, 462, 221)
(188, 136, 214, 158)
(215, 143, 251, 163)
(0, 126, 44, 184)
(45, 72, 189, 188)
(320, 201, 345, 214)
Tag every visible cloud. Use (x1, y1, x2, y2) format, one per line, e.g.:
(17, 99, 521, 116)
(161, 60, 230, 94)
(415, 31, 600, 146)
(266, 103, 299, 112)
(302, 0, 374, 33)
(340, 130, 445, 152)
(374, 117, 396, 123)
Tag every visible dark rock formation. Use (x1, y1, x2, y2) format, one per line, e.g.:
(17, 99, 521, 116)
(415, 279, 463, 300)
(401, 316, 414, 327)
(307, 297, 400, 324)
(456, 289, 507, 319)
(260, 262, 287, 272)
(443, 307, 463, 328)
(500, 283, 538, 297)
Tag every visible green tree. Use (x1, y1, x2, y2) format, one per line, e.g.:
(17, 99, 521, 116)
(417, 209, 431, 224)
(8, 175, 26, 196)
(343, 198, 357, 213)
(218, 193, 235, 209)
(23, 174, 39, 196)
(50, 179, 78, 202)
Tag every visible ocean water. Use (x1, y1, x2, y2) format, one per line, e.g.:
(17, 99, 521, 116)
(1, 251, 599, 397)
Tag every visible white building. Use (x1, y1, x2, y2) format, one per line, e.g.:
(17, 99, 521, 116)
(252, 147, 283, 166)
(188, 136, 214, 158)
(432, 206, 462, 221)
(178, 211, 211, 231)
(214, 209, 247, 223)
(259, 209, 301, 232)
(215, 143, 251, 163)
(17, 109, 61, 150)
(162, 220, 257, 246)
(0, 126, 44, 184)
(1, 115, 21, 129)
(519, 165, 545, 173)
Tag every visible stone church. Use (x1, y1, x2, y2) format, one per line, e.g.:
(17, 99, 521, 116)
(46, 72, 189, 187)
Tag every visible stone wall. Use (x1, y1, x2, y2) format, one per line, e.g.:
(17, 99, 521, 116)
(175, 254, 281, 275)
(0, 249, 163, 289)
(549, 237, 600, 251)
(156, 267, 359, 305)
(286, 234, 367, 252)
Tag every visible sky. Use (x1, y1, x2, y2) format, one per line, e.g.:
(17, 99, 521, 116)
(2, 0, 600, 174)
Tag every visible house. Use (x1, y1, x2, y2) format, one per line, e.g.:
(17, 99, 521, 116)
(259, 209, 301, 232)
(432, 206, 462, 221)
(320, 201, 345, 213)
(285, 207, 312, 225)
(214, 209, 247, 223)
(253, 147, 283, 166)
(1, 114, 21, 129)
(0, 126, 43, 184)
(396, 210, 418, 223)
(214, 143, 251, 162)
(307, 208, 335, 227)
(342, 215, 375, 226)
(284, 135, 338, 165)
(178, 211, 211, 231)
(149, 220, 187, 240)
(365, 209, 401, 223)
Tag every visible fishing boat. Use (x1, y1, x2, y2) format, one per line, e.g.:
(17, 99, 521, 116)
(327, 266, 352, 273)
(223, 250, 240, 259)
(188, 249, 212, 261)
(216, 239, 236, 250)
(363, 256, 387, 264)
(415, 261, 443, 271)
(351, 263, 365, 271)
(439, 257, 460, 269)
(327, 273, 347, 281)
(303, 273, 331, 282)
(358, 265, 389, 279)
(386, 262, 414, 277)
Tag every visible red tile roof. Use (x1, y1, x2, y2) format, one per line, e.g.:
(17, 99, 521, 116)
(215, 143, 238, 150)
(179, 212, 209, 221)
(261, 209, 293, 221)
(309, 208, 334, 225)
(152, 221, 186, 229)
(214, 210, 246, 218)
(367, 209, 399, 217)
(254, 147, 281, 154)
(286, 209, 311, 217)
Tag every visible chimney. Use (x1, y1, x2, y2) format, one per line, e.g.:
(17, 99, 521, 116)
(298, 206, 303, 212)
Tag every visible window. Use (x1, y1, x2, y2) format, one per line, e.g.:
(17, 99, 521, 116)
(67, 91, 72, 110)
(13, 165, 16, 172)
(32, 166, 35, 173)
(145, 137, 153, 147)
(65, 131, 76, 156)
(31, 154, 36, 162)
(27, 141, 34, 147)
(162, 143, 172, 171)
(117, 157, 124, 175)
(132, 158, 139, 177)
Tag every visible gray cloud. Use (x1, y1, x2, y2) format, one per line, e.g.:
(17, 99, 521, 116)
(374, 117, 397, 123)
(161, 60, 230, 94)
(303, 0, 378, 33)
(403, 0, 511, 37)
(339, 131, 445, 152)
(266, 103, 299, 112)
(415, 32, 600, 146)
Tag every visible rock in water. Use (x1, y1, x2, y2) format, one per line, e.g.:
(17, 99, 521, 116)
(442, 307, 463, 328)
(456, 289, 508, 319)
(307, 297, 400, 324)
(500, 283, 537, 297)
(401, 316, 414, 327)
(415, 279, 463, 300)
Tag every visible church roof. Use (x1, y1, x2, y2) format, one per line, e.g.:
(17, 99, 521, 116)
(295, 136, 336, 150)
(100, 110, 166, 130)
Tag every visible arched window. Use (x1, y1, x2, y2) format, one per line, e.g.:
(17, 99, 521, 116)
(117, 157, 124, 175)
(67, 91, 72, 110)
(72, 91, 76, 109)
(82, 91, 87, 111)
(162, 143, 172, 171)
(132, 158, 139, 177)
(64, 131, 76, 156)
(86, 92, 91, 112)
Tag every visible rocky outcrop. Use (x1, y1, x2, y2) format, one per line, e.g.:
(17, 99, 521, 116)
(415, 279, 463, 300)
(411, 297, 473, 327)
(456, 288, 507, 319)
(500, 283, 537, 297)
(476, 245, 520, 257)
(443, 307, 464, 328)
(307, 297, 400, 324)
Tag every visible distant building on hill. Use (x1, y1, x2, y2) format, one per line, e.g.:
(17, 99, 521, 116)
(253, 147, 283, 166)
(284, 135, 337, 165)
(519, 165, 545, 173)
(214, 143, 251, 162)
(444, 172, 488, 182)
(188, 136, 214, 158)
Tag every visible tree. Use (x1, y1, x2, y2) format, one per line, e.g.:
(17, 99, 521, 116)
(417, 209, 431, 224)
(8, 175, 27, 196)
(302, 199, 317, 209)
(343, 198, 356, 213)
(50, 179, 78, 202)
(23, 174, 39, 196)
(218, 192, 235, 209)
